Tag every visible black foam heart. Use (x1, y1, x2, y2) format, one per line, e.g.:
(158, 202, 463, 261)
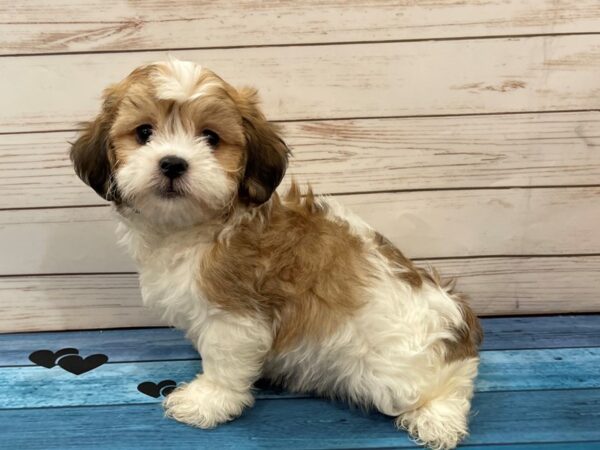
(57, 354, 108, 375)
(29, 348, 79, 368)
(137, 380, 177, 398)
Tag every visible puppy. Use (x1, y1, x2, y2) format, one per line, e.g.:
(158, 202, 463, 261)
(70, 58, 482, 450)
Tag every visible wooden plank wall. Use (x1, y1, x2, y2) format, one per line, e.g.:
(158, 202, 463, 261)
(1, 1, 599, 332)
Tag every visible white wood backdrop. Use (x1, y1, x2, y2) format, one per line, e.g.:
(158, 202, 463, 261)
(1, 0, 599, 332)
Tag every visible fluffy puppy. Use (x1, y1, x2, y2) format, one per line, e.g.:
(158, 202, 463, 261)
(70, 58, 482, 450)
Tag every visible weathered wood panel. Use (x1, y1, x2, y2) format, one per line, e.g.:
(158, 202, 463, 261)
(2, 256, 598, 332)
(0, 274, 155, 333)
(3, 1, 600, 55)
(2, 111, 600, 209)
(1, 188, 599, 275)
(435, 256, 600, 316)
(2, 0, 599, 327)
(3, 35, 600, 133)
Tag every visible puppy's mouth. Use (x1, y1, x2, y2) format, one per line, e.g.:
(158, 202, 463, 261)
(156, 180, 186, 199)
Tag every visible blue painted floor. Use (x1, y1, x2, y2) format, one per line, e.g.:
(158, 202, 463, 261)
(0, 315, 599, 449)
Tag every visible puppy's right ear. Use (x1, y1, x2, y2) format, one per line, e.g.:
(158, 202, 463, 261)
(70, 88, 118, 201)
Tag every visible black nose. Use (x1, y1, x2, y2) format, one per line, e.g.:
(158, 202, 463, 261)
(159, 156, 188, 179)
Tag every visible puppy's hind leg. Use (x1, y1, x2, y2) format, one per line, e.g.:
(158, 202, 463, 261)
(396, 357, 479, 450)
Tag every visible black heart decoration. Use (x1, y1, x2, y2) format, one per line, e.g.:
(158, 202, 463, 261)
(29, 348, 79, 368)
(137, 380, 177, 398)
(137, 382, 161, 398)
(57, 354, 108, 375)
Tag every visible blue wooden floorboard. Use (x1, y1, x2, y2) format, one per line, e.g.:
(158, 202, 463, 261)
(2, 347, 599, 409)
(0, 327, 198, 366)
(1, 390, 599, 449)
(1, 315, 598, 366)
(481, 314, 600, 350)
(462, 444, 600, 450)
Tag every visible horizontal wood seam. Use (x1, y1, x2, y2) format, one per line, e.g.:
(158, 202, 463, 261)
(1, 109, 599, 136)
(4, 345, 600, 369)
(3, 31, 600, 58)
(1, 388, 599, 413)
(2, 185, 599, 213)
(1, 254, 599, 279)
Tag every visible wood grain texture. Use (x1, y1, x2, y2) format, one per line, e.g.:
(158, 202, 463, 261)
(2, 2, 600, 327)
(2, 315, 598, 366)
(3, 1, 600, 55)
(1, 187, 598, 276)
(3, 347, 599, 409)
(2, 257, 599, 333)
(430, 256, 600, 316)
(4, 35, 600, 133)
(1, 390, 599, 448)
(0, 274, 159, 333)
(3, 111, 600, 209)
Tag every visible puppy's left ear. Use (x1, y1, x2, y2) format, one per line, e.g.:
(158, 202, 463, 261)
(237, 87, 290, 205)
(70, 87, 119, 202)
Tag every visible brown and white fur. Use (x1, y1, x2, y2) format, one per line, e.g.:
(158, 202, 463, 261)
(70, 58, 482, 450)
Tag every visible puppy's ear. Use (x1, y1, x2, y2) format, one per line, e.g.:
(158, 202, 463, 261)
(70, 87, 119, 201)
(237, 87, 289, 205)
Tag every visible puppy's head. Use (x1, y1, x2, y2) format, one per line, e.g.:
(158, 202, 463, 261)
(70, 59, 288, 227)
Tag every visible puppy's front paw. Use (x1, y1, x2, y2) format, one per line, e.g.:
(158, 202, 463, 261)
(163, 376, 253, 429)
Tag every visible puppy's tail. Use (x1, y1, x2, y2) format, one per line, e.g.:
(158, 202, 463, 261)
(395, 357, 478, 450)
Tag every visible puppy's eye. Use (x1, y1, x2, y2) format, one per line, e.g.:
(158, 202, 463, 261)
(201, 129, 220, 149)
(135, 124, 153, 145)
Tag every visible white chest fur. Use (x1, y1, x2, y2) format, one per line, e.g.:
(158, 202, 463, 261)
(117, 220, 213, 333)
